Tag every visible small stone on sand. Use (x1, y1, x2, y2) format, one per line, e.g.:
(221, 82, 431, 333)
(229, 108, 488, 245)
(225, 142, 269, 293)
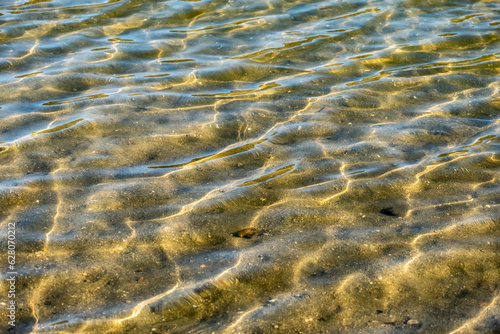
(233, 227, 258, 238)
(407, 319, 421, 328)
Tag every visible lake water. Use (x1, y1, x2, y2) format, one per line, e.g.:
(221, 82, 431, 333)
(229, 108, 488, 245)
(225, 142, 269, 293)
(1, 0, 499, 333)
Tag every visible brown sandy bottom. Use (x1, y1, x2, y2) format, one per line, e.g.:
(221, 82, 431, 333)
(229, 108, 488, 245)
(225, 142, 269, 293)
(1, 0, 500, 333)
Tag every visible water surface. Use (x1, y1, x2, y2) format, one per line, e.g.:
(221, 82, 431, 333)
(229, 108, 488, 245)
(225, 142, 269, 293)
(0, 0, 499, 333)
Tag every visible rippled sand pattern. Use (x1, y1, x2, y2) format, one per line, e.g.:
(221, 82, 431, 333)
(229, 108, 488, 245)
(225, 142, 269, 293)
(1, 0, 500, 333)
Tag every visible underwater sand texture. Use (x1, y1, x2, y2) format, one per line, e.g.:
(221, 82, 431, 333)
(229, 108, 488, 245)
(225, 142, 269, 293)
(0, 0, 500, 333)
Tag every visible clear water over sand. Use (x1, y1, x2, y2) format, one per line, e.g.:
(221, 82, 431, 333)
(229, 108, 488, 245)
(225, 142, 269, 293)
(0, 0, 499, 333)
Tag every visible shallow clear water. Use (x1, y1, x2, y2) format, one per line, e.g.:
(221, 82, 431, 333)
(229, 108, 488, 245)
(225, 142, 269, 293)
(0, 0, 500, 333)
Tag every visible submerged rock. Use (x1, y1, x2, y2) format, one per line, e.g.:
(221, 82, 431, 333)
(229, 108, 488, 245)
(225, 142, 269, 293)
(406, 319, 421, 328)
(233, 227, 259, 238)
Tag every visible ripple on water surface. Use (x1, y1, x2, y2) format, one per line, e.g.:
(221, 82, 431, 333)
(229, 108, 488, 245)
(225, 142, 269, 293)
(0, 0, 499, 333)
